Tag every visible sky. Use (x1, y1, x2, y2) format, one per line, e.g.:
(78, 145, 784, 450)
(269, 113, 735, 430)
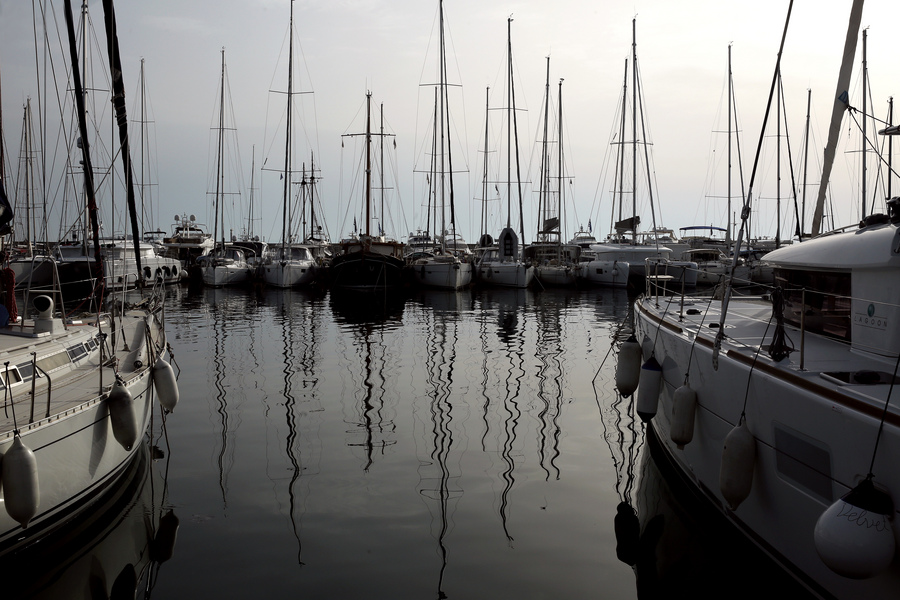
(1, 0, 899, 246)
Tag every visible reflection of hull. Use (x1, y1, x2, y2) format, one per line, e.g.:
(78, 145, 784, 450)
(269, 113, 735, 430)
(331, 251, 405, 291)
(3, 442, 176, 598)
(630, 429, 812, 598)
(0, 299, 166, 555)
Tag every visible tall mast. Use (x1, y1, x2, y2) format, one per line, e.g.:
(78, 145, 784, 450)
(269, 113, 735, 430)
(861, 27, 867, 219)
(539, 56, 550, 243)
(102, 0, 143, 282)
(811, 0, 864, 235)
(365, 92, 372, 237)
(727, 44, 733, 244)
(214, 49, 226, 248)
(506, 17, 513, 229)
(776, 69, 782, 249)
(631, 18, 637, 246)
(801, 89, 811, 235)
(481, 86, 489, 239)
(281, 1, 294, 249)
(63, 0, 103, 284)
(616, 59, 627, 228)
(558, 77, 565, 253)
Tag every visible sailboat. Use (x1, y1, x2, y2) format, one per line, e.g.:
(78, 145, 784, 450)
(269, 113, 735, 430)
(474, 18, 534, 289)
(630, 1, 900, 596)
(330, 93, 405, 291)
(407, 0, 473, 290)
(0, 0, 176, 554)
(524, 58, 581, 287)
(261, 1, 317, 289)
(199, 49, 253, 288)
(588, 19, 674, 283)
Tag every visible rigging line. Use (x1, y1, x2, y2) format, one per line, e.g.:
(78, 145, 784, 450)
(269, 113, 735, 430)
(867, 351, 900, 477)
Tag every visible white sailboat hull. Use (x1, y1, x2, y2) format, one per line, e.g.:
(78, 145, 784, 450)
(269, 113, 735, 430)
(261, 261, 317, 288)
(477, 261, 534, 288)
(0, 306, 166, 554)
(577, 259, 630, 288)
(409, 257, 473, 290)
(634, 286, 900, 598)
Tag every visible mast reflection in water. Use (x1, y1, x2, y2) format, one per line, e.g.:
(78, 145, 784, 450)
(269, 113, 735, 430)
(140, 285, 808, 599)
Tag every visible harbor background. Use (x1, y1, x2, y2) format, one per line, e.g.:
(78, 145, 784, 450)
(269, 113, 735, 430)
(10, 285, 813, 598)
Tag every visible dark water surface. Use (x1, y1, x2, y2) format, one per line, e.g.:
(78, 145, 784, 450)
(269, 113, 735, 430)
(13, 285, 813, 598)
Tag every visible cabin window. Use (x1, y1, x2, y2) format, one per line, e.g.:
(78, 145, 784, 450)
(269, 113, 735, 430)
(775, 268, 852, 342)
(0, 366, 23, 388)
(16, 361, 34, 382)
(67, 342, 89, 362)
(37, 350, 72, 373)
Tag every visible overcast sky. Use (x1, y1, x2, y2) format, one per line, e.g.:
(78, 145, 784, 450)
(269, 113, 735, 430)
(1, 0, 898, 245)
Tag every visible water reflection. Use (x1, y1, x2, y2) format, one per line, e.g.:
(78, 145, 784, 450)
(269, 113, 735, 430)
(2, 442, 178, 598)
(331, 292, 403, 471)
(630, 431, 814, 599)
(413, 290, 465, 598)
(271, 289, 327, 564)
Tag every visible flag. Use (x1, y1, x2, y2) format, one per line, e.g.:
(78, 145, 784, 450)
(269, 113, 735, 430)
(588, 219, 592, 233)
(353, 217, 357, 232)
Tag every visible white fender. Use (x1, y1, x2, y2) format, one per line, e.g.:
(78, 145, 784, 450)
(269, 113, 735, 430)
(670, 384, 698, 449)
(3, 435, 39, 528)
(615, 334, 642, 397)
(153, 359, 180, 413)
(719, 419, 756, 510)
(636, 356, 662, 423)
(814, 478, 895, 579)
(108, 382, 138, 451)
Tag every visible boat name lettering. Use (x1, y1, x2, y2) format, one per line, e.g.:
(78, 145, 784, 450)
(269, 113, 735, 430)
(835, 503, 890, 532)
(853, 313, 888, 330)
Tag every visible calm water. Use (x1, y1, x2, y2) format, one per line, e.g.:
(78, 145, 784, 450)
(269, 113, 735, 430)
(12, 284, 813, 599)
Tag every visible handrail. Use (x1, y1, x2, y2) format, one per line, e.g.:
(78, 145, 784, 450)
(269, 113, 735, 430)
(28, 351, 53, 423)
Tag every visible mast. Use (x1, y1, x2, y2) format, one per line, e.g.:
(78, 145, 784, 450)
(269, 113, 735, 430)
(63, 0, 103, 287)
(439, 0, 457, 247)
(214, 49, 226, 248)
(727, 45, 733, 244)
(776, 69, 782, 249)
(861, 27, 867, 219)
(365, 92, 372, 237)
(558, 77, 565, 255)
(506, 18, 513, 229)
(249, 146, 256, 239)
(801, 89, 811, 235)
(631, 18, 637, 246)
(281, 1, 294, 250)
(480, 86, 489, 239)
(616, 58, 627, 228)
(811, 0, 864, 235)
(538, 56, 551, 243)
(889, 97, 894, 199)
(380, 102, 385, 238)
